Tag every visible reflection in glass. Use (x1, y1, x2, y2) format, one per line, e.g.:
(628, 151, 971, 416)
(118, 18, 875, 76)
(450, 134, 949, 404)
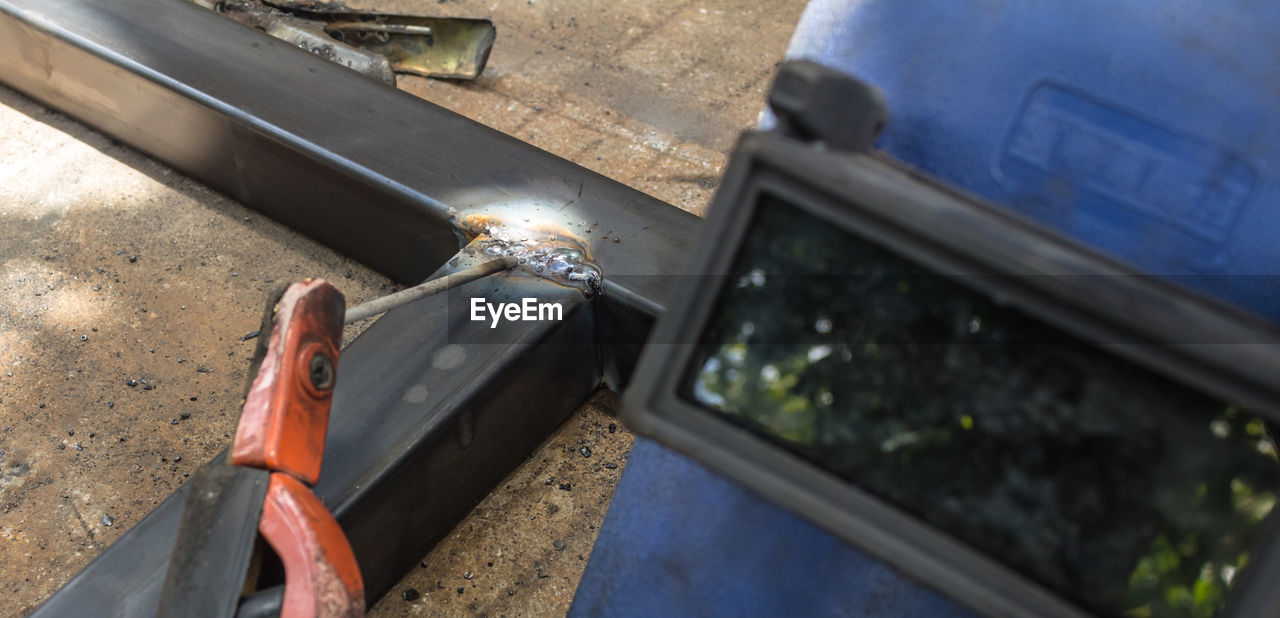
(683, 195, 1280, 617)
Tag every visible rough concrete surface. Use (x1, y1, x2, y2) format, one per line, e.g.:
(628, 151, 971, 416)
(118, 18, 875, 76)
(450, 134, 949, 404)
(0, 0, 805, 615)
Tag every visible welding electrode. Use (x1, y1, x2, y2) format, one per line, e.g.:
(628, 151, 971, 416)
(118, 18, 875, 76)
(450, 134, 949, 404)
(344, 256, 519, 324)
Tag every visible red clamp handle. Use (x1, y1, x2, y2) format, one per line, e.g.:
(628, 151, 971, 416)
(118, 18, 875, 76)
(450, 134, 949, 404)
(233, 279, 364, 618)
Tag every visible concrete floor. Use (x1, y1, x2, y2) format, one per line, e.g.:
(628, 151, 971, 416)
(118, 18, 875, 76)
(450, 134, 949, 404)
(0, 0, 806, 615)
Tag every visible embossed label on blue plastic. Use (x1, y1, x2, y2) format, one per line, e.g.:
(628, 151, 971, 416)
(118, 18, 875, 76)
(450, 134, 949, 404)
(996, 84, 1255, 265)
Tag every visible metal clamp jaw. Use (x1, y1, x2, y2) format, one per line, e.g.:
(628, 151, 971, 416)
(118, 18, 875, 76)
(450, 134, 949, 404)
(159, 279, 362, 618)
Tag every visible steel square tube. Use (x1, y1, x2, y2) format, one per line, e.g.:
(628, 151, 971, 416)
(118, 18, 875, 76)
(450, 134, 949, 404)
(0, 0, 698, 306)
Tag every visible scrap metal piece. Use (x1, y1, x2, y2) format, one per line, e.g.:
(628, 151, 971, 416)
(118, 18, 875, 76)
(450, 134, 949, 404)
(268, 1, 497, 80)
(220, 1, 397, 84)
(325, 15, 494, 80)
(211, 0, 495, 81)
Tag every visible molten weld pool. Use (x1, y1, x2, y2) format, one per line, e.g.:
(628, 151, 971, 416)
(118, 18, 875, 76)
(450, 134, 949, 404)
(459, 214, 603, 296)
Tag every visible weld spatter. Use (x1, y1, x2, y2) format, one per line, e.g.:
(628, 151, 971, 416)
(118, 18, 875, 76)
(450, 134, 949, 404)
(466, 220, 602, 297)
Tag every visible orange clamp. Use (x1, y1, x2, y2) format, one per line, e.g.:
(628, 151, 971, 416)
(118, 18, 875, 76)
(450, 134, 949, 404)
(232, 279, 345, 485)
(260, 473, 365, 618)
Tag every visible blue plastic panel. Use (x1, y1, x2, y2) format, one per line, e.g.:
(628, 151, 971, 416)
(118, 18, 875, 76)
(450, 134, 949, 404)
(578, 1, 1280, 616)
(569, 439, 971, 618)
(784, 0, 1280, 319)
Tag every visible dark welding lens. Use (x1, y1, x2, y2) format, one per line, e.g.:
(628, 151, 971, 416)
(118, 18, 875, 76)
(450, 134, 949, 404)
(682, 194, 1280, 618)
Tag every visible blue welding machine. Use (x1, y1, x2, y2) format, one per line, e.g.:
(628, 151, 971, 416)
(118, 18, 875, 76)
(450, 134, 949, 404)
(573, 1, 1280, 616)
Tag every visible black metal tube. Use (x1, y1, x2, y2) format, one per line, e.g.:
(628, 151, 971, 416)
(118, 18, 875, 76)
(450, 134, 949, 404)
(0, 0, 698, 300)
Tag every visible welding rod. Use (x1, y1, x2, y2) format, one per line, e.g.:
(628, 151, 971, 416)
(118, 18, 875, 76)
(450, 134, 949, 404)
(344, 256, 519, 324)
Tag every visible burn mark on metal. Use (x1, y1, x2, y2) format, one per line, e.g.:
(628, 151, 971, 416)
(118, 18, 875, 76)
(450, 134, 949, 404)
(458, 214, 604, 297)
